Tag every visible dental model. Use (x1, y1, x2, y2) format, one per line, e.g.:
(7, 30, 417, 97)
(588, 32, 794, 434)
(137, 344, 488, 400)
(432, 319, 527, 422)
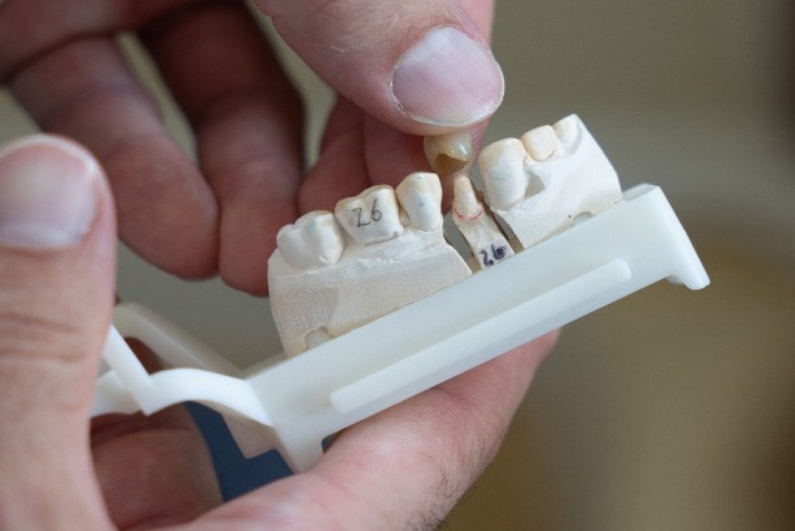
(269, 172, 471, 357)
(271, 115, 624, 353)
(93, 115, 710, 472)
(479, 115, 623, 249)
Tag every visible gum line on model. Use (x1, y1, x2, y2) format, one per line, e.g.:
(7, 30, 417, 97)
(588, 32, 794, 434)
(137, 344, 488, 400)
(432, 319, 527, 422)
(93, 115, 710, 472)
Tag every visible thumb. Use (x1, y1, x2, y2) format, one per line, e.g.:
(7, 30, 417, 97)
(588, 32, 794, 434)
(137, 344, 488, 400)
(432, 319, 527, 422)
(0, 136, 115, 529)
(256, 0, 504, 134)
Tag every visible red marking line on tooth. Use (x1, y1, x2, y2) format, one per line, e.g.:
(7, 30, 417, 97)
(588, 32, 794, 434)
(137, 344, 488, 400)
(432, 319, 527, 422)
(453, 205, 484, 222)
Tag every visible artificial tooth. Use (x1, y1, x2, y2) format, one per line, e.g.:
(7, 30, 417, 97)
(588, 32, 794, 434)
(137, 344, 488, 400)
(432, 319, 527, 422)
(552, 114, 582, 153)
(334, 185, 403, 245)
(276, 211, 344, 270)
(423, 130, 473, 174)
(521, 125, 561, 161)
(395, 172, 443, 231)
(478, 138, 529, 211)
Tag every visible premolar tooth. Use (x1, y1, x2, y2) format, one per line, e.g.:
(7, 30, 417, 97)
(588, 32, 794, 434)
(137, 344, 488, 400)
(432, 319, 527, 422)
(277, 211, 344, 270)
(334, 185, 403, 245)
(521, 125, 561, 161)
(552, 114, 582, 152)
(478, 138, 529, 210)
(423, 130, 473, 174)
(395, 172, 443, 231)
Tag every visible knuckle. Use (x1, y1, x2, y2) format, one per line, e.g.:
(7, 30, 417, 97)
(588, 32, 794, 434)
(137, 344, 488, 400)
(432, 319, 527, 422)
(0, 305, 84, 361)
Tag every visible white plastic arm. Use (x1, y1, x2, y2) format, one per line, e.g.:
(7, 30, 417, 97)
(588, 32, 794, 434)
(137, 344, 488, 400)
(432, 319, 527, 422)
(93, 314, 270, 425)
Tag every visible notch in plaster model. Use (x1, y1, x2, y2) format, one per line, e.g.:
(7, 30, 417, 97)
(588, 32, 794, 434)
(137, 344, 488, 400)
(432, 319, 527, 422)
(92, 115, 709, 472)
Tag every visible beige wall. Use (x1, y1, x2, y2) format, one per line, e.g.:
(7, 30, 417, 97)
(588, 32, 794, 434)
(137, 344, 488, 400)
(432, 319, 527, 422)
(494, 0, 792, 119)
(450, 2, 795, 530)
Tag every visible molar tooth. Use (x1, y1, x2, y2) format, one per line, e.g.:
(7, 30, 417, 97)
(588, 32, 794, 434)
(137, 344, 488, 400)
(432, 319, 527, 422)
(276, 211, 344, 270)
(334, 185, 403, 245)
(395, 172, 443, 231)
(478, 138, 529, 210)
(423, 130, 473, 174)
(552, 114, 583, 153)
(521, 125, 561, 161)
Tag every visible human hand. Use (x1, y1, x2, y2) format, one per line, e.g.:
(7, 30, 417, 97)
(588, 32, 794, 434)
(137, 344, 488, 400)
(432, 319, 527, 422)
(0, 0, 504, 294)
(0, 136, 554, 530)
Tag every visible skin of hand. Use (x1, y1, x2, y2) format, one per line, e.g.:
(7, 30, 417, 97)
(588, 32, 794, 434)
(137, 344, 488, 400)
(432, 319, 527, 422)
(0, 135, 557, 530)
(0, 0, 504, 295)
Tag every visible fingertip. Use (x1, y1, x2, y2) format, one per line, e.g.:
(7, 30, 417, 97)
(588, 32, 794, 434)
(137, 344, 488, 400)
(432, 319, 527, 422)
(215, 185, 298, 296)
(121, 222, 220, 281)
(219, 244, 270, 297)
(391, 26, 504, 129)
(107, 139, 220, 280)
(0, 134, 108, 250)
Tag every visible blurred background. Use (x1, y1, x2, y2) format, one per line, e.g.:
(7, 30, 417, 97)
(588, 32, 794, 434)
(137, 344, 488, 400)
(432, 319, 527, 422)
(1, 0, 794, 529)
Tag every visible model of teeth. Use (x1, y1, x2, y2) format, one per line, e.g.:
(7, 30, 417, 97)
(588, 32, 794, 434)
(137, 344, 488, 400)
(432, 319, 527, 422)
(276, 211, 344, 270)
(395, 172, 444, 231)
(269, 115, 624, 357)
(452, 174, 514, 270)
(269, 173, 471, 357)
(335, 185, 403, 245)
(478, 114, 623, 249)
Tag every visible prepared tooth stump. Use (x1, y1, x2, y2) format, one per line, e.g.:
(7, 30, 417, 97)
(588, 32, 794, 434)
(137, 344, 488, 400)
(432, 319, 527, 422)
(452, 174, 514, 270)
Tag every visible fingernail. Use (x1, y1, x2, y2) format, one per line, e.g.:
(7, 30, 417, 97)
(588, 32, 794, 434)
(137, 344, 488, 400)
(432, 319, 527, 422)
(0, 136, 100, 249)
(392, 27, 504, 127)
